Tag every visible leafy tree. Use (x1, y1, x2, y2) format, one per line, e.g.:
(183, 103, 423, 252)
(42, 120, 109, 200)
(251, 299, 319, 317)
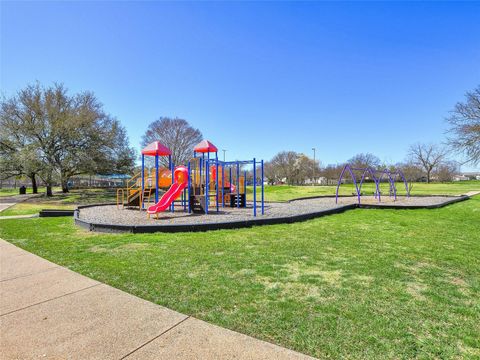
(408, 143, 447, 183)
(0, 83, 135, 194)
(446, 85, 480, 165)
(141, 117, 202, 167)
(0, 97, 43, 193)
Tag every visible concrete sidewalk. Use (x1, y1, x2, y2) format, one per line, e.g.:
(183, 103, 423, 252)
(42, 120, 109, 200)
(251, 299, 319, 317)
(0, 214, 39, 220)
(0, 239, 315, 360)
(464, 191, 480, 197)
(0, 193, 43, 214)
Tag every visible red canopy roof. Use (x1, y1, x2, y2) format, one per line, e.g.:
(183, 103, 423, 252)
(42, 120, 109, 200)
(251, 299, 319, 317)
(194, 140, 218, 153)
(141, 141, 172, 156)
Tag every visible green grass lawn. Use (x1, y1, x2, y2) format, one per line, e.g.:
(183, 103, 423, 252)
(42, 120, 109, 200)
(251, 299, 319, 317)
(0, 188, 116, 216)
(0, 186, 63, 197)
(0, 188, 20, 197)
(249, 181, 480, 202)
(0, 203, 75, 217)
(1, 196, 478, 358)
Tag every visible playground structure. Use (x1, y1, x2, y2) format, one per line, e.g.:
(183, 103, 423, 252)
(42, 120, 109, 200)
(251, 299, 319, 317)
(335, 164, 409, 204)
(116, 141, 174, 210)
(116, 140, 265, 217)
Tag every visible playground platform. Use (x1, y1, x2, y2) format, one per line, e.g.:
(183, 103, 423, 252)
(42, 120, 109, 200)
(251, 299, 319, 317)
(75, 195, 468, 233)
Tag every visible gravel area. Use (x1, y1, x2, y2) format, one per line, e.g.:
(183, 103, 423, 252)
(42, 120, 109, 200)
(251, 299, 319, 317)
(77, 195, 462, 227)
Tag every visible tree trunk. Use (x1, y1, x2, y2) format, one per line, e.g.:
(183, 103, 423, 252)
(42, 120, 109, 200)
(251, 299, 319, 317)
(426, 171, 431, 184)
(60, 172, 69, 193)
(61, 179, 69, 193)
(29, 173, 38, 194)
(46, 185, 53, 197)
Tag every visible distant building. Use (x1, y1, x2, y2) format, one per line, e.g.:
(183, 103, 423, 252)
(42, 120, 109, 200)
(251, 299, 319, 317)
(453, 172, 480, 181)
(305, 177, 327, 185)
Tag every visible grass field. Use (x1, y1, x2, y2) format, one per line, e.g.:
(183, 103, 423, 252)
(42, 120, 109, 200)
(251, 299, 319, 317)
(0, 188, 20, 197)
(0, 187, 62, 197)
(0, 189, 116, 216)
(1, 195, 478, 358)
(248, 181, 480, 202)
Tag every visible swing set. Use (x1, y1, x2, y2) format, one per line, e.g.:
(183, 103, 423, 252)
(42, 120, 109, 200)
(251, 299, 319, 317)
(335, 164, 409, 204)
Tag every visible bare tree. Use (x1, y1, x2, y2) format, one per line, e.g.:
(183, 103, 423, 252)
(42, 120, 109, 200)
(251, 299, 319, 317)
(408, 143, 447, 183)
(396, 161, 424, 193)
(296, 154, 321, 185)
(434, 161, 459, 182)
(396, 162, 424, 182)
(446, 85, 480, 165)
(320, 164, 344, 184)
(348, 153, 381, 169)
(263, 161, 280, 185)
(141, 117, 202, 167)
(269, 151, 300, 185)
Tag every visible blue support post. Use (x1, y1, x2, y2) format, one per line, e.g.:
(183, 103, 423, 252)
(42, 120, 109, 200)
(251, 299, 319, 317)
(201, 153, 205, 188)
(236, 162, 240, 208)
(253, 158, 257, 217)
(188, 161, 191, 213)
(229, 167, 232, 207)
(261, 159, 264, 215)
(155, 154, 159, 203)
(215, 152, 219, 212)
(183, 188, 187, 211)
(207, 152, 210, 197)
(221, 162, 225, 207)
(141, 154, 145, 210)
(170, 155, 174, 212)
(205, 159, 209, 214)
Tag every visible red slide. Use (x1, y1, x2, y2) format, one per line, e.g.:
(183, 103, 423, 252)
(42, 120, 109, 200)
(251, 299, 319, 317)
(147, 166, 188, 215)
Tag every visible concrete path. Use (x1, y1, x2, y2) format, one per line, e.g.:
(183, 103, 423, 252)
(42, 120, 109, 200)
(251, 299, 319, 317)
(0, 203, 16, 212)
(0, 193, 42, 214)
(0, 214, 39, 220)
(0, 239, 315, 360)
(464, 191, 480, 197)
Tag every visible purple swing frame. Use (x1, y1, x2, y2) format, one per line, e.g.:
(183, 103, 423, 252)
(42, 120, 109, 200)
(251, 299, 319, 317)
(335, 164, 410, 204)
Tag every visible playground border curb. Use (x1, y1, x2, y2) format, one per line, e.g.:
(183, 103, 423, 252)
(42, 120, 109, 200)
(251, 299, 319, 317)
(74, 203, 358, 234)
(357, 195, 469, 210)
(73, 195, 471, 234)
(39, 209, 75, 217)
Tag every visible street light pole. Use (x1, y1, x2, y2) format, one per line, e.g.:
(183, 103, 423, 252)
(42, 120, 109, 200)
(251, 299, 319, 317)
(222, 149, 227, 162)
(312, 147, 316, 186)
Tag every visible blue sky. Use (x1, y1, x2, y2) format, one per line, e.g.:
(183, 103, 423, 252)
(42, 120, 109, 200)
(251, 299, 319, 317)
(1, 1, 479, 170)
